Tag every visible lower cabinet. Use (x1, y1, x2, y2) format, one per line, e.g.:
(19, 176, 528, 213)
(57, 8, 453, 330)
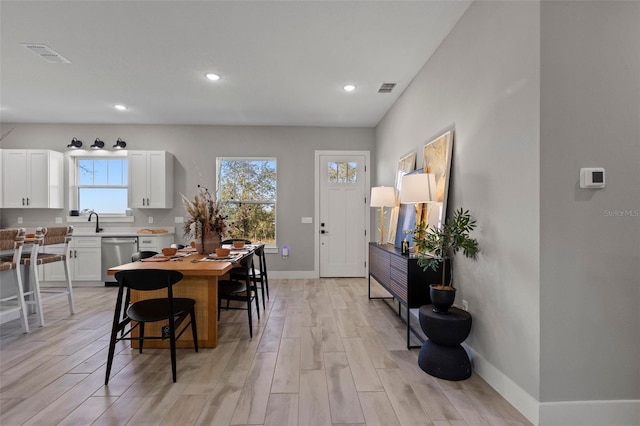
(40, 234, 175, 284)
(41, 236, 102, 283)
(138, 234, 174, 253)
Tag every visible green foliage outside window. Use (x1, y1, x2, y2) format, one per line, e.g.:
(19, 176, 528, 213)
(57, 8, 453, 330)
(218, 158, 276, 244)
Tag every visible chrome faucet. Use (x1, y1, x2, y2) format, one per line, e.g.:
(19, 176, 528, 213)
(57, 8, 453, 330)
(88, 211, 103, 233)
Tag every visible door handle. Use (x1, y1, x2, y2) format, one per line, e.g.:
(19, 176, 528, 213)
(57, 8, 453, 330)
(320, 230, 329, 234)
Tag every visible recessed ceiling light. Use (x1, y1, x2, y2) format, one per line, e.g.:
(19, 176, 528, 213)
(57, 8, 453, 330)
(114, 104, 128, 111)
(205, 73, 221, 81)
(343, 84, 357, 92)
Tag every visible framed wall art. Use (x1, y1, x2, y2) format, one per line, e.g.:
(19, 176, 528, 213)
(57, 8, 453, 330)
(387, 151, 416, 245)
(422, 128, 454, 229)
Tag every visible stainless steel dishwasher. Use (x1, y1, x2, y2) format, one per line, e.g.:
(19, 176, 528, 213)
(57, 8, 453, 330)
(101, 236, 139, 285)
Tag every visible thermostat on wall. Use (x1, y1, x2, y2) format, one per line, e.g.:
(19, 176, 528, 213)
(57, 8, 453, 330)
(580, 167, 605, 188)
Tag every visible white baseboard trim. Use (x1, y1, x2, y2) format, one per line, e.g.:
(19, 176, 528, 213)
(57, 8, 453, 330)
(539, 400, 640, 426)
(465, 344, 640, 426)
(463, 343, 540, 425)
(0, 309, 21, 325)
(269, 271, 319, 279)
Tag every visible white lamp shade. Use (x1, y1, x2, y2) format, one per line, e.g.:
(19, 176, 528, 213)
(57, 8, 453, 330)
(400, 173, 436, 204)
(370, 186, 396, 207)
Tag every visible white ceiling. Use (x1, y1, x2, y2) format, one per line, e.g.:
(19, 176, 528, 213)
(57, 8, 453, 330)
(0, 1, 470, 127)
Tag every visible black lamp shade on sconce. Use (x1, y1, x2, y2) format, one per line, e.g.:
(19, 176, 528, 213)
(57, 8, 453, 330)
(91, 138, 105, 149)
(67, 137, 83, 149)
(113, 138, 127, 149)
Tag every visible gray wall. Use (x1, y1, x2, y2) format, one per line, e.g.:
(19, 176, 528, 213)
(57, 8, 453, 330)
(378, 0, 541, 400)
(0, 124, 374, 272)
(376, 0, 541, 409)
(540, 0, 640, 403)
(377, 0, 640, 423)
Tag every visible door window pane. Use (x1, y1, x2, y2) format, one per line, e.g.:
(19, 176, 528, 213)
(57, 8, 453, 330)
(328, 161, 357, 183)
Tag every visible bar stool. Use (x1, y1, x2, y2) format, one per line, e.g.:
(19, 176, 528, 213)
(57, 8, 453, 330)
(0, 228, 30, 332)
(21, 226, 75, 327)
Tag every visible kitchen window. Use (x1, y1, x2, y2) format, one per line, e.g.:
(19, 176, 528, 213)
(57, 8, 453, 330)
(217, 157, 276, 245)
(73, 156, 128, 214)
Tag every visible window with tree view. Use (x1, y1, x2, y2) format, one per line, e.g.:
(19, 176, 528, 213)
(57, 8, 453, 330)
(217, 158, 276, 244)
(77, 157, 128, 214)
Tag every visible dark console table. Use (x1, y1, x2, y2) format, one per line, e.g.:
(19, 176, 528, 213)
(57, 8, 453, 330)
(368, 243, 450, 349)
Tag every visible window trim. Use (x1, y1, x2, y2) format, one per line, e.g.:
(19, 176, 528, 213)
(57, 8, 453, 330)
(216, 156, 277, 248)
(67, 150, 132, 221)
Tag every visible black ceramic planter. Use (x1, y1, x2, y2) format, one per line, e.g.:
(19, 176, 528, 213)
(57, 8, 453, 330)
(429, 284, 456, 314)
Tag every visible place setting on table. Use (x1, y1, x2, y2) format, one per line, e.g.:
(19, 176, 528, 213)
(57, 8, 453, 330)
(188, 242, 259, 264)
(137, 247, 193, 262)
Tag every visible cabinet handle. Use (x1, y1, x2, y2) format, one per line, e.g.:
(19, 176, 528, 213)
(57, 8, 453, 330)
(142, 198, 145, 206)
(22, 198, 25, 206)
(147, 198, 150, 205)
(26, 198, 30, 206)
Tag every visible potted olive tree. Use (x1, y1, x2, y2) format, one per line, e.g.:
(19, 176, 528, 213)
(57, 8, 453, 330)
(413, 208, 479, 314)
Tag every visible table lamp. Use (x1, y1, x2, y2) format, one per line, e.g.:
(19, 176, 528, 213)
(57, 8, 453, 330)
(400, 173, 436, 253)
(370, 186, 396, 244)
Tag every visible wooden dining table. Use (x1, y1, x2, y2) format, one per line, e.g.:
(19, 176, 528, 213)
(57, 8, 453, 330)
(107, 248, 256, 349)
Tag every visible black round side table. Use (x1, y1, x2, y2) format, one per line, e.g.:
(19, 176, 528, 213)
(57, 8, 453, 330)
(418, 305, 472, 381)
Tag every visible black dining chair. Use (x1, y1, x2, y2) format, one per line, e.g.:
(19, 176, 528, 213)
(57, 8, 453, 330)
(221, 238, 252, 246)
(218, 252, 258, 338)
(132, 251, 158, 262)
(117, 251, 159, 336)
(222, 239, 269, 305)
(252, 244, 269, 301)
(105, 269, 198, 384)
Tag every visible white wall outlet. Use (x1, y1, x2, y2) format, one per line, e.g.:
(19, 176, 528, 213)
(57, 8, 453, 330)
(55, 217, 63, 224)
(462, 300, 469, 311)
(175, 216, 184, 223)
(301, 217, 313, 224)
(17, 217, 23, 224)
(148, 216, 153, 224)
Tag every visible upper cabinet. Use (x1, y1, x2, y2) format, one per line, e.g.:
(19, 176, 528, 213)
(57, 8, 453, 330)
(1, 149, 64, 208)
(128, 151, 173, 209)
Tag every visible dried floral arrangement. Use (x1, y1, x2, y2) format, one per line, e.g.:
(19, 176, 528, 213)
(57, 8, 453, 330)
(181, 186, 228, 240)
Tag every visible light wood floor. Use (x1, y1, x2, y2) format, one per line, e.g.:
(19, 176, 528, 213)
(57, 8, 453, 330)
(0, 278, 531, 426)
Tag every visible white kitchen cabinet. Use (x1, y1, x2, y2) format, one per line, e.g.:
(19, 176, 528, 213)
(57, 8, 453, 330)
(71, 237, 102, 281)
(128, 151, 173, 208)
(1, 149, 63, 208)
(42, 236, 102, 283)
(138, 234, 174, 253)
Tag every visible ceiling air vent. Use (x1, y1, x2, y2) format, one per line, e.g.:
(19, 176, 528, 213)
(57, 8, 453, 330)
(21, 43, 71, 64)
(378, 83, 396, 93)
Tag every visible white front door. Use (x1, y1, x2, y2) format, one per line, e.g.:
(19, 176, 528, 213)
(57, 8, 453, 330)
(318, 153, 368, 277)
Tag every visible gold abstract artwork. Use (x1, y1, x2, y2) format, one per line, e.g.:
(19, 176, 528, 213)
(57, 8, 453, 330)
(422, 129, 453, 228)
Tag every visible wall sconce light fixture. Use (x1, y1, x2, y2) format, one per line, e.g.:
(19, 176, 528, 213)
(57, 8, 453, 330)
(66, 137, 83, 149)
(91, 138, 105, 149)
(112, 138, 127, 149)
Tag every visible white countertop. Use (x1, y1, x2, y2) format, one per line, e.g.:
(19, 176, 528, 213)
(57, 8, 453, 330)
(72, 226, 176, 237)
